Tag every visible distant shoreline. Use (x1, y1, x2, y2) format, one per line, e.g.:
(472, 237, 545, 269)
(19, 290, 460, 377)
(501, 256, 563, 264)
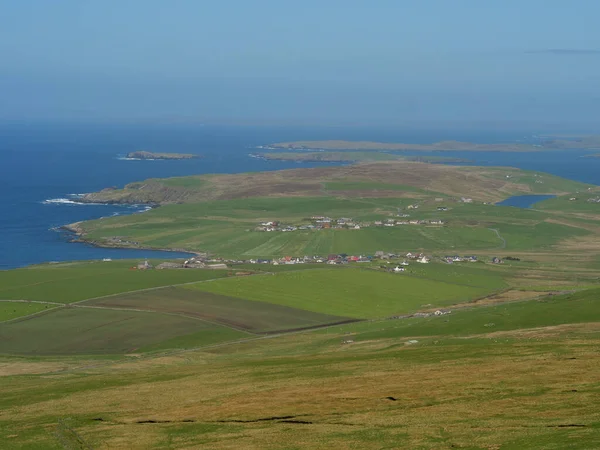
(252, 151, 471, 164)
(268, 137, 600, 152)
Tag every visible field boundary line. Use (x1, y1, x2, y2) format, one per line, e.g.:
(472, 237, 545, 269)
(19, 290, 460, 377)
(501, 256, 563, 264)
(0, 269, 131, 296)
(0, 299, 64, 305)
(488, 228, 507, 249)
(0, 304, 65, 324)
(70, 304, 256, 335)
(70, 271, 273, 305)
(36, 288, 563, 375)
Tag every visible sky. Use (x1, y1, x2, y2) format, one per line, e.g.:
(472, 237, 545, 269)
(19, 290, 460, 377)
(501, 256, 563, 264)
(1, 0, 599, 127)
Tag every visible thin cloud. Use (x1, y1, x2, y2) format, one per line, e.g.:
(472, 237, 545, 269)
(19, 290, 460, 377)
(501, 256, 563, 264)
(526, 49, 600, 55)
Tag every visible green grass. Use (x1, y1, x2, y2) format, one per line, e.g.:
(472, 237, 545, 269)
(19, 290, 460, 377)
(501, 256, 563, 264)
(0, 261, 230, 303)
(535, 193, 600, 213)
(160, 176, 207, 188)
(77, 194, 594, 258)
(0, 301, 58, 322)
(1, 289, 599, 448)
(0, 307, 247, 355)
(85, 221, 509, 258)
(320, 286, 600, 341)
(187, 268, 501, 319)
(84, 286, 352, 333)
(324, 181, 437, 195)
(484, 167, 595, 193)
(495, 221, 589, 250)
(264, 151, 402, 162)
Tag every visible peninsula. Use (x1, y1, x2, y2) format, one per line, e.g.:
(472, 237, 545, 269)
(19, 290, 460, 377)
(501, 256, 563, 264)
(268, 136, 600, 152)
(254, 151, 470, 163)
(126, 151, 200, 160)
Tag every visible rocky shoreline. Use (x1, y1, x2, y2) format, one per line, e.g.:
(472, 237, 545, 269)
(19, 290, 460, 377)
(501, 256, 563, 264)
(60, 222, 201, 256)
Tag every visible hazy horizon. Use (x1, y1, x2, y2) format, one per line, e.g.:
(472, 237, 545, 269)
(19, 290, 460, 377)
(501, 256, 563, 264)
(1, 1, 599, 127)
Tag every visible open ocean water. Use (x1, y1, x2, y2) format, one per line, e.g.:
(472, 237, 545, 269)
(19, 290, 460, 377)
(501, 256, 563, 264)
(1, 123, 600, 269)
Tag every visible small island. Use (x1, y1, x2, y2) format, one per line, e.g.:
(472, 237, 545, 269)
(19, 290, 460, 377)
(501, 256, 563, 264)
(126, 151, 200, 160)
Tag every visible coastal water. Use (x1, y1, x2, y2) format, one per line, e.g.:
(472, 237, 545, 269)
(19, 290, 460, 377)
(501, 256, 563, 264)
(1, 123, 600, 269)
(495, 195, 556, 208)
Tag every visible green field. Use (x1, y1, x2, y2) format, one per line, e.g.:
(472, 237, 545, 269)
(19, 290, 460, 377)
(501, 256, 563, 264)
(536, 193, 600, 213)
(324, 180, 439, 194)
(1, 286, 599, 448)
(188, 268, 502, 318)
(0, 259, 599, 448)
(84, 286, 352, 333)
(318, 287, 600, 341)
(1, 160, 599, 448)
(0, 301, 58, 322)
(0, 307, 247, 355)
(0, 261, 230, 303)
(73, 193, 594, 258)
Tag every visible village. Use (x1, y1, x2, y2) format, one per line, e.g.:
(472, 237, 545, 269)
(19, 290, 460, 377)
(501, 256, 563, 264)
(255, 214, 445, 233)
(131, 251, 504, 273)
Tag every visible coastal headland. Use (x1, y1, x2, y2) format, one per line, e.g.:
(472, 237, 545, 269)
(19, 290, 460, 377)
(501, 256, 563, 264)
(267, 136, 600, 152)
(253, 151, 471, 163)
(64, 160, 598, 261)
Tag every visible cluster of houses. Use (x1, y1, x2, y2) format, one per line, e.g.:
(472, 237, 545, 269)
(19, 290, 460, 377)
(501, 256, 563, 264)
(135, 257, 228, 270)
(587, 196, 600, 203)
(246, 252, 431, 266)
(374, 218, 445, 226)
(134, 251, 505, 271)
(255, 216, 445, 232)
(413, 309, 452, 318)
(256, 217, 365, 232)
(443, 255, 503, 264)
(443, 255, 478, 264)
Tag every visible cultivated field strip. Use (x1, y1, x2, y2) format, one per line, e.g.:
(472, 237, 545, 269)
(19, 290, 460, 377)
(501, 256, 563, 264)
(85, 286, 353, 334)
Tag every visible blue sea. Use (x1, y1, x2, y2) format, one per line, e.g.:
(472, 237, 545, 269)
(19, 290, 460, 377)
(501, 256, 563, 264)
(1, 123, 599, 269)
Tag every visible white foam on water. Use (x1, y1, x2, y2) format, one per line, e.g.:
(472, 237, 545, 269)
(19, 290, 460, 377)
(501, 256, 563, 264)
(43, 198, 83, 205)
(42, 198, 109, 206)
(132, 205, 153, 213)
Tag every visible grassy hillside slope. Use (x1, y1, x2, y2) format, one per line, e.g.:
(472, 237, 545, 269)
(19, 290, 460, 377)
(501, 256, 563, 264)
(1, 287, 599, 448)
(77, 162, 593, 205)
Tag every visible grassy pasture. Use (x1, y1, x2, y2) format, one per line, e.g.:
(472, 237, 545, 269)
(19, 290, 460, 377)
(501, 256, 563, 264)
(536, 193, 600, 214)
(1, 297, 599, 448)
(0, 307, 247, 355)
(494, 221, 590, 250)
(84, 286, 352, 333)
(0, 262, 229, 303)
(188, 268, 500, 319)
(324, 180, 436, 195)
(85, 222, 510, 258)
(77, 193, 595, 259)
(0, 301, 58, 322)
(317, 287, 600, 342)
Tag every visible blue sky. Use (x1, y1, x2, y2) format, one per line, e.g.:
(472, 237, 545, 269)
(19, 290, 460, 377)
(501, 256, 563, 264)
(1, 0, 599, 126)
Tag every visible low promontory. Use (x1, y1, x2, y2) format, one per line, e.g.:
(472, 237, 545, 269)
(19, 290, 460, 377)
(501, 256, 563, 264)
(268, 136, 600, 152)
